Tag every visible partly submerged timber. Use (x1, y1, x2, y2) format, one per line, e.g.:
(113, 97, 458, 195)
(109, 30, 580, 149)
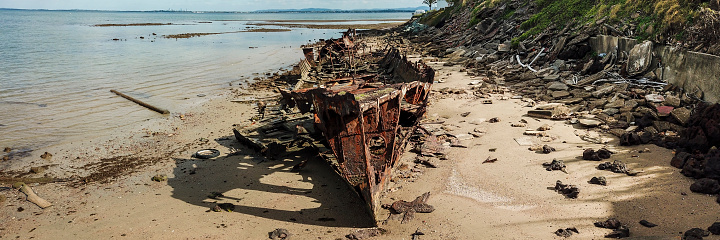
(233, 30, 435, 222)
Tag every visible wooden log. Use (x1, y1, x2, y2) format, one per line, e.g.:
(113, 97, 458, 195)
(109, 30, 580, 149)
(13, 182, 52, 209)
(110, 90, 169, 114)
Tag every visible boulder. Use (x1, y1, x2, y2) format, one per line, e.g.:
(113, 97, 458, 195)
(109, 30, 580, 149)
(664, 95, 682, 107)
(671, 152, 692, 169)
(627, 40, 654, 76)
(672, 107, 692, 126)
(689, 178, 720, 194)
(709, 222, 720, 235)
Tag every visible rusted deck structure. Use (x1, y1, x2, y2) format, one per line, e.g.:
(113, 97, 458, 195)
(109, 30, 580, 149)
(234, 41, 435, 222)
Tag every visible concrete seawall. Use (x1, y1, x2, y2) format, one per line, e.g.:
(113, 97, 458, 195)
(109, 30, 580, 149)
(589, 35, 720, 103)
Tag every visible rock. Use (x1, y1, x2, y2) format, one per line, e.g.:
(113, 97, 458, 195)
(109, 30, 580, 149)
(625, 99, 639, 108)
(645, 94, 665, 103)
(346, 228, 387, 240)
(151, 174, 168, 182)
(605, 225, 630, 238)
(707, 222, 720, 235)
(683, 228, 710, 240)
(542, 145, 556, 154)
(597, 148, 613, 159)
(498, 43, 510, 52)
(605, 99, 626, 109)
(598, 160, 629, 174)
(595, 218, 623, 229)
(689, 178, 720, 194)
(579, 119, 602, 127)
(212, 203, 235, 212)
(627, 40, 654, 76)
(603, 108, 620, 116)
(0, 195, 5, 203)
(547, 81, 569, 91)
(543, 159, 567, 173)
(554, 227, 579, 238)
(29, 167, 44, 174)
(664, 95, 682, 107)
(620, 132, 642, 146)
(592, 85, 615, 98)
(3, 147, 10, 153)
(40, 152, 52, 160)
(583, 149, 601, 161)
(639, 220, 657, 228)
(552, 91, 570, 99)
(671, 107, 692, 126)
(589, 176, 607, 186)
(671, 152, 692, 168)
(554, 180, 579, 198)
(269, 228, 292, 240)
(537, 124, 552, 131)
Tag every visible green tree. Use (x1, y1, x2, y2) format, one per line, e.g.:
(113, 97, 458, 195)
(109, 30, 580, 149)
(423, 0, 438, 10)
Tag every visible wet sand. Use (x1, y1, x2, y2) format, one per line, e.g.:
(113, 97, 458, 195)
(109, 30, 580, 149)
(1, 29, 719, 240)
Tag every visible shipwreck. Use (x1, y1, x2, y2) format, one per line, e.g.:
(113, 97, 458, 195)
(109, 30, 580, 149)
(233, 30, 435, 222)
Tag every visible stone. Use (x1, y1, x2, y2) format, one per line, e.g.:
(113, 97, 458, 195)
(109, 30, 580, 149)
(552, 91, 570, 99)
(689, 178, 720, 194)
(625, 99, 639, 108)
(579, 119, 602, 127)
(671, 107, 692, 126)
(605, 226, 630, 238)
(653, 121, 672, 132)
(592, 85, 615, 98)
(151, 174, 168, 182)
(595, 218, 623, 229)
(605, 99, 626, 108)
(664, 95, 682, 107)
(709, 222, 720, 235)
(544, 75, 561, 81)
(556, 98, 583, 104)
(498, 43, 511, 52)
(554, 180, 579, 198)
(589, 176, 607, 185)
(684, 228, 710, 240)
(645, 94, 665, 103)
(547, 81, 569, 91)
(603, 108, 619, 116)
(627, 40, 653, 76)
(671, 152, 692, 168)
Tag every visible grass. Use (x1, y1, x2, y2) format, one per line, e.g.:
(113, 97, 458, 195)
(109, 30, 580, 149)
(512, 0, 703, 44)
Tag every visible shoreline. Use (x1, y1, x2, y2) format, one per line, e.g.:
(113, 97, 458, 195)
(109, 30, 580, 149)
(2, 20, 719, 240)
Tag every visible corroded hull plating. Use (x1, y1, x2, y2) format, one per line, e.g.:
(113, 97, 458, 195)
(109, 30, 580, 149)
(284, 48, 435, 221)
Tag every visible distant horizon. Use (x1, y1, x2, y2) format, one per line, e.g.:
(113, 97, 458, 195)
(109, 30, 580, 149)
(0, 0, 448, 12)
(0, 6, 430, 13)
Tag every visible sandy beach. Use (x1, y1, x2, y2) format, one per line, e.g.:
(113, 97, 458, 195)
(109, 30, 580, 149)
(2, 25, 720, 240)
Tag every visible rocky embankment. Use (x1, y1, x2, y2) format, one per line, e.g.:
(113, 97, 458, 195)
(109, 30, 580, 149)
(395, 0, 720, 237)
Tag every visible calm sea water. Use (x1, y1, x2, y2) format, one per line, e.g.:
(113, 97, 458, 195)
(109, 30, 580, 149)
(0, 9, 409, 149)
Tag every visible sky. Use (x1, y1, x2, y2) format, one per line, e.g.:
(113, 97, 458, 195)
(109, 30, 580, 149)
(0, 0, 446, 11)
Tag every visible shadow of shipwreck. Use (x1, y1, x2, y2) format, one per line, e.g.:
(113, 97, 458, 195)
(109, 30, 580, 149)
(167, 137, 375, 228)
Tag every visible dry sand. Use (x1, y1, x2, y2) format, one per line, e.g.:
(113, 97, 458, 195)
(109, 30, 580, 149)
(1, 35, 719, 240)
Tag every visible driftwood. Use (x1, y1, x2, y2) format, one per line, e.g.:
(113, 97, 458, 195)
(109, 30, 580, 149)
(110, 89, 169, 114)
(13, 182, 52, 209)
